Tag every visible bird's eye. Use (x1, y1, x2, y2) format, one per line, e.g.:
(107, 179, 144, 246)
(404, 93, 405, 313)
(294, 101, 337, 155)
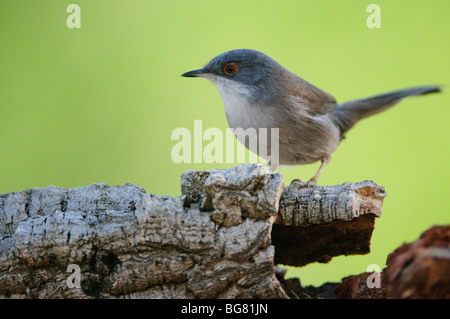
(224, 63, 238, 76)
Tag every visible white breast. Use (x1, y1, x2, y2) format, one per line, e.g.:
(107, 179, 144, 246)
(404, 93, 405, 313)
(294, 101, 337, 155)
(207, 75, 262, 129)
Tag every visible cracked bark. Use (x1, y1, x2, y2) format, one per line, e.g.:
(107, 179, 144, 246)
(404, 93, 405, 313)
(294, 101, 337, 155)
(274, 180, 386, 266)
(0, 163, 385, 299)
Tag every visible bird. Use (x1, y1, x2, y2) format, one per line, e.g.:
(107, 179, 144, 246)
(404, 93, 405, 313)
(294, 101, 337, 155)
(181, 49, 441, 187)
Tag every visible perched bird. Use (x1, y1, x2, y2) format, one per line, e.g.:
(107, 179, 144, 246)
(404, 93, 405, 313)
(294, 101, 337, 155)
(182, 49, 440, 187)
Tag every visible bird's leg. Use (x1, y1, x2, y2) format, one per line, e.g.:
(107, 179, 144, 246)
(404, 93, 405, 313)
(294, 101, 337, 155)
(289, 159, 329, 189)
(306, 159, 329, 187)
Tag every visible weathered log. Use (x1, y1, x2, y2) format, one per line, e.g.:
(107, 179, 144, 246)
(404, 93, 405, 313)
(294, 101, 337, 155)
(0, 163, 385, 299)
(332, 225, 450, 299)
(385, 225, 450, 299)
(273, 180, 386, 266)
(333, 271, 386, 299)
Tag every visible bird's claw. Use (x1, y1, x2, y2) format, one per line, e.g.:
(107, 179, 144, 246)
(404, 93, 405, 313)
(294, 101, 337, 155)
(289, 178, 317, 189)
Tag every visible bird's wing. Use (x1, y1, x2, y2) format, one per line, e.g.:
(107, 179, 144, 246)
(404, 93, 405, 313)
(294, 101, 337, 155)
(288, 72, 337, 115)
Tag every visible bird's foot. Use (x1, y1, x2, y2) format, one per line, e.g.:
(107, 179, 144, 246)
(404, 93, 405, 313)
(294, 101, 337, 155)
(289, 178, 317, 189)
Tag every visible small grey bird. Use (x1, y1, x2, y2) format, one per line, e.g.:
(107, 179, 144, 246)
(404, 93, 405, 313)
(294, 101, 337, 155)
(182, 49, 440, 187)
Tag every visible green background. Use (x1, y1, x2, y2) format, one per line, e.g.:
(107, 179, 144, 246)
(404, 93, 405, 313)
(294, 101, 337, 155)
(0, 0, 449, 287)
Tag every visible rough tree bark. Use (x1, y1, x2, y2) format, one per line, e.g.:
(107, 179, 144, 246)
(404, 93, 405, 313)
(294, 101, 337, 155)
(332, 225, 450, 299)
(0, 163, 385, 299)
(274, 180, 386, 266)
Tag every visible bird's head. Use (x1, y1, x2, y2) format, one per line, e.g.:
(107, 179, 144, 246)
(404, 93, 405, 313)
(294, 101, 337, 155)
(182, 49, 282, 104)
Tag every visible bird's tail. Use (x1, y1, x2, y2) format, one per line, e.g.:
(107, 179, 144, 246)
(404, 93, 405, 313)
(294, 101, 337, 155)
(331, 86, 441, 135)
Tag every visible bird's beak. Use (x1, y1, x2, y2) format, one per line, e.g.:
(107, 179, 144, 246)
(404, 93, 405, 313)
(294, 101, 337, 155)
(181, 68, 206, 78)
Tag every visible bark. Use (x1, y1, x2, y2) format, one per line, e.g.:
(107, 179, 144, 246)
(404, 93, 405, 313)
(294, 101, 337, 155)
(333, 271, 386, 299)
(332, 225, 450, 299)
(274, 180, 386, 266)
(385, 225, 450, 299)
(0, 163, 385, 299)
